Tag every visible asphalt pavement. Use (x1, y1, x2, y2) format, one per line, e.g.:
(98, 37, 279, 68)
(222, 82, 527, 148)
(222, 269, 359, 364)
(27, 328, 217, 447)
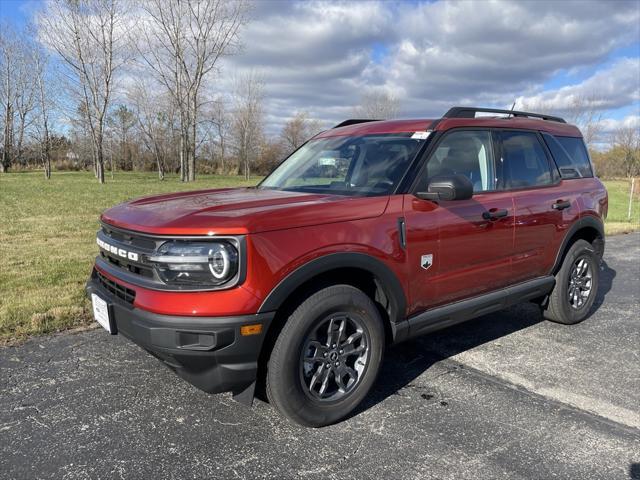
(1, 233, 639, 479)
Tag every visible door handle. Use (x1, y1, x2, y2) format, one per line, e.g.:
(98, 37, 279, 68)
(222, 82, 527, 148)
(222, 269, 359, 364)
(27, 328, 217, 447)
(552, 200, 571, 211)
(482, 208, 508, 220)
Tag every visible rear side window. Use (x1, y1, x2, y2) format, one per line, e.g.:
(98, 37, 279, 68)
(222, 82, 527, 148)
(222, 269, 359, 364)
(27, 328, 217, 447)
(497, 131, 553, 189)
(549, 135, 594, 178)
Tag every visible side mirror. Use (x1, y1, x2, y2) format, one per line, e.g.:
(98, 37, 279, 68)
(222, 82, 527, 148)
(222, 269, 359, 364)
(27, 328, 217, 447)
(415, 174, 473, 201)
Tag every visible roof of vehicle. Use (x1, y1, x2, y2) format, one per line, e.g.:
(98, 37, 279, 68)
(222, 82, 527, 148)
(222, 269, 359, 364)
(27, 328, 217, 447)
(316, 109, 583, 139)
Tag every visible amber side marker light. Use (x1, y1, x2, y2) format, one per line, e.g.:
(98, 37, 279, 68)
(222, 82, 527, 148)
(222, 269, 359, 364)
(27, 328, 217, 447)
(240, 324, 263, 336)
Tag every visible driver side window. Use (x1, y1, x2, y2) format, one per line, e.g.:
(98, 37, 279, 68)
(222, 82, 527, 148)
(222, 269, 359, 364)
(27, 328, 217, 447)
(425, 130, 496, 192)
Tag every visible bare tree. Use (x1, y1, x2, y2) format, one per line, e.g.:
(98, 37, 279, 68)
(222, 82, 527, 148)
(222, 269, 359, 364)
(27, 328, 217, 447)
(13, 49, 38, 166)
(134, 0, 249, 182)
(565, 95, 604, 149)
(128, 80, 175, 180)
(208, 98, 231, 174)
(232, 72, 264, 180)
(38, 0, 126, 183)
(613, 124, 640, 178)
(280, 111, 323, 153)
(0, 24, 19, 172)
(33, 44, 53, 178)
(354, 90, 400, 119)
(109, 104, 136, 170)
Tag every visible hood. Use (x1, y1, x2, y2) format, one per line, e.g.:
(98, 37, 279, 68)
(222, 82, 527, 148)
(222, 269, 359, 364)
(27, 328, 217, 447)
(100, 187, 390, 235)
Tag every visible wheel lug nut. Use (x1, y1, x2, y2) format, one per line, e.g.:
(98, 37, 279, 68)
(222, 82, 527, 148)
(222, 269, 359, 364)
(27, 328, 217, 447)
(339, 349, 343, 354)
(335, 362, 339, 366)
(332, 344, 336, 348)
(323, 352, 327, 357)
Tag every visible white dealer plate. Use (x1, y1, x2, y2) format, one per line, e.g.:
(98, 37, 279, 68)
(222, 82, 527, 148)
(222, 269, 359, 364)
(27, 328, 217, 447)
(91, 293, 112, 333)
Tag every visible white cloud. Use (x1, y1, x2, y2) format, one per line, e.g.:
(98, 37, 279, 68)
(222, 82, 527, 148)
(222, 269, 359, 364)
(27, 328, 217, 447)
(597, 114, 640, 134)
(515, 58, 640, 114)
(217, 0, 640, 132)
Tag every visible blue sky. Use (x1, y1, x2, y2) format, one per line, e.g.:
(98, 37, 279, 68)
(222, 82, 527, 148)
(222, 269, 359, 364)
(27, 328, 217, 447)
(2, 0, 639, 137)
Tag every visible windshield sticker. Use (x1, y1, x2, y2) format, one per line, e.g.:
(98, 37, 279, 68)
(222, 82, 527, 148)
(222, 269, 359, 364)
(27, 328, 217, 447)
(411, 131, 431, 140)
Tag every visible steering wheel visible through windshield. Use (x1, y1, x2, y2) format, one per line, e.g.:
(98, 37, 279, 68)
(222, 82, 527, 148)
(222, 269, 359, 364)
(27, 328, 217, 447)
(259, 133, 426, 196)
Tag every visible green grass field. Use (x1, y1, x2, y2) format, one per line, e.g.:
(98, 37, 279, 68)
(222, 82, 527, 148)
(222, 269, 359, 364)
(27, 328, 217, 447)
(1, 172, 638, 343)
(600, 179, 640, 235)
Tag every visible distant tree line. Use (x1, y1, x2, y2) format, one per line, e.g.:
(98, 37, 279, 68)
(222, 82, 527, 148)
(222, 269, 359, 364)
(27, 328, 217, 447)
(0, 0, 336, 182)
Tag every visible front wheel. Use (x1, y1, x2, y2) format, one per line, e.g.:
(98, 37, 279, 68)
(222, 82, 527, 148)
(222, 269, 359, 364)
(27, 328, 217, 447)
(266, 285, 384, 427)
(544, 239, 600, 325)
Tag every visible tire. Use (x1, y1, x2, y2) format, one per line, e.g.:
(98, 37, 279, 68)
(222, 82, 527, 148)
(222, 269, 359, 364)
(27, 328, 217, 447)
(544, 239, 599, 325)
(266, 285, 384, 427)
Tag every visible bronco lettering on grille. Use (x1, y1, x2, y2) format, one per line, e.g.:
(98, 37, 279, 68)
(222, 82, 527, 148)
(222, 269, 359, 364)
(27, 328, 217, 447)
(97, 237, 139, 262)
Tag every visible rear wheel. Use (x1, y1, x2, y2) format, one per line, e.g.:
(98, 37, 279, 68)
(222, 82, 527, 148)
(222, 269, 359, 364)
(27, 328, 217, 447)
(544, 239, 599, 325)
(266, 285, 384, 427)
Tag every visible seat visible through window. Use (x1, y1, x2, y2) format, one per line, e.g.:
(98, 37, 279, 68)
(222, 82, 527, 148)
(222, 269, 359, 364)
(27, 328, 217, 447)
(498, 132, 552, 189)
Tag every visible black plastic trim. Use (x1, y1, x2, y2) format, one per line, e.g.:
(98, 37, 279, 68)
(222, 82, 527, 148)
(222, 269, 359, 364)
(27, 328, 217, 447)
(397, 217, 406, 249)
(333, 119, 381, 128)
(444, 106, 566, 123)
(396, 276, 555, 342)
(550, 216, 605, 273)
(258, 252, 407, 326)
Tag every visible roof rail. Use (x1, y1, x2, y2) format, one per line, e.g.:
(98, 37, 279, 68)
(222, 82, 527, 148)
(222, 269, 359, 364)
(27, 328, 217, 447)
(444, 106, 566, 124)
(333, 119, 381, 129)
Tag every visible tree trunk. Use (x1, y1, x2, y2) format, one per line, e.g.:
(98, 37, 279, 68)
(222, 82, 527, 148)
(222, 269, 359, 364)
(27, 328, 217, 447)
(154, 145, 164, 180)
(179, 130, 186, 181)
(43, 131, 51, 179)
(2, 103, 13, 172)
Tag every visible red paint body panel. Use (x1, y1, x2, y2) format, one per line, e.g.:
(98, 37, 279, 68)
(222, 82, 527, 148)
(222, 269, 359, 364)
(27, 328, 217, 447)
(404, 191, 515, 313)
(101, 188, 389, 235)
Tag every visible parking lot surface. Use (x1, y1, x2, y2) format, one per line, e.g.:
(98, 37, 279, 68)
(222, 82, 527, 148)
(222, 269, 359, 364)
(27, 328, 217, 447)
(1, 233, 639, 479)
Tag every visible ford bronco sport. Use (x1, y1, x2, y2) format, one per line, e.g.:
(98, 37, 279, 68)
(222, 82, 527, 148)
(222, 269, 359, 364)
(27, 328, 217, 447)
(87, 106, 607, 427)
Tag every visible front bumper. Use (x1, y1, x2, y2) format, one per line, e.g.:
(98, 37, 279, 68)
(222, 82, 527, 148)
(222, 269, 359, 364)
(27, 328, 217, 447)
(86, 269, 274, 403)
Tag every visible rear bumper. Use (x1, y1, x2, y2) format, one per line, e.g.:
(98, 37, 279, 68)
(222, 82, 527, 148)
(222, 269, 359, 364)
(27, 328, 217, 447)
(86, 270, 274, 402)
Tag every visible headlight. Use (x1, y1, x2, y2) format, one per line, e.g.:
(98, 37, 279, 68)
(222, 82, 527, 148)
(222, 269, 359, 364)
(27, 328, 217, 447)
(148, 241, 239, 287)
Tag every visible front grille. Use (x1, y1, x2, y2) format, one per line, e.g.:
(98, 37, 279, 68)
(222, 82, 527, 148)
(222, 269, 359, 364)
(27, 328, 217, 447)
(97, 271, 136, 304)
(101, 251, 155, 278)
(98, 224, 160, 281)
(102, 225, 157, 250)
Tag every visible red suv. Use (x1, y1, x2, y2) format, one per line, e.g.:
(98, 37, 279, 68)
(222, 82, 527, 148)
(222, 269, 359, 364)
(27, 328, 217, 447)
(87, 106, 608, 426)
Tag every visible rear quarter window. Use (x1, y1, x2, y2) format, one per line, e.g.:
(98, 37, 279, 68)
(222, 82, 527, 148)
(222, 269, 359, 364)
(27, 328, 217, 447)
(543, 134, 593, 178)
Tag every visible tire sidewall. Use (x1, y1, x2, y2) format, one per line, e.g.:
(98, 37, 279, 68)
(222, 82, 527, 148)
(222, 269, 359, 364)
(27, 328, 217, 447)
(556, 241, 600, 323)
(268, 286, 384, 427)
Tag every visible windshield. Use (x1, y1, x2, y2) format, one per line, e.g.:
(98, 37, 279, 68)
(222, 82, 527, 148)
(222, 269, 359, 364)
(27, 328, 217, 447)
(259, 133, 425, 196)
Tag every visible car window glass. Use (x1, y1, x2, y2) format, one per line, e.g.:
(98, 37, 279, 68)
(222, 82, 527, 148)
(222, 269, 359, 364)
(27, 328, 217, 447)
(554, 136, 593, 178)
(260, 134, 423, 196)
(425, 130, 495, 192)
(497, 131, 552, 189)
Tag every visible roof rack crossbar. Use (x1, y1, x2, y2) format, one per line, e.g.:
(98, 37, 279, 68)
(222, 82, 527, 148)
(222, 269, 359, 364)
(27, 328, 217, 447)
(444, 107, 566, 123)
(333, 119, 382, 129)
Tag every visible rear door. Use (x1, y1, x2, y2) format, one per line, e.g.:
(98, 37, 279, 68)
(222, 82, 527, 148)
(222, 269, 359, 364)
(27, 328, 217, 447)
(403, 129, 515, 314)
(496, 130, 579, 283)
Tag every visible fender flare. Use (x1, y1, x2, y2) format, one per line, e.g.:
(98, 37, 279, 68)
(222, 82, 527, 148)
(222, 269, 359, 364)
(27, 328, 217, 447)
(257, 252, 407, 325)
(551, 216, 605, 273)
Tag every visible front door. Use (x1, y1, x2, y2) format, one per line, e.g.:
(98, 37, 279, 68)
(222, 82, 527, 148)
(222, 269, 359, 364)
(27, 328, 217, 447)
(404, 129, 514, 316)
